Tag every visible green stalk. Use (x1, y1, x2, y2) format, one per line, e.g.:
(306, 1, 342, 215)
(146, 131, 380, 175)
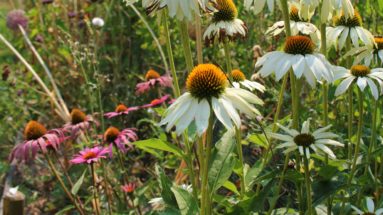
(163, 10, 181, 97)
(346, 37, 353, 160)
(195, 12, 203, 64)
(179, 20, 194, 72)
(201, 113, 214, 215)
(91, 163, 101, 215)
(183, 131, 199, 200)
(100, 160, 113, 215)
(365, 99, 378, 174)
(223, 39, 233, 74)
(235, 127, 246, 198)
(303, 153, 312, 214)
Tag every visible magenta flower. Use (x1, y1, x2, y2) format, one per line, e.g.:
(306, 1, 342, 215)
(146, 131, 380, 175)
(64, 108, 98, 138)
(70, 146, 109, 164)
(104, 104, 140, 119)
(135, 69, 172, 95)
(6, 10, 28, 31)
(141, 95, 171, 108)
(9, 121, 65, 163)
(121, 183, 136, 193)
(103, 127, 138, 157)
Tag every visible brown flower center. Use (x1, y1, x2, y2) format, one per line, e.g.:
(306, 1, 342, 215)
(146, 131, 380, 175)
(104, 127, 120, 143)
(374, 36, 383, 50)
(186, 64, 228, 99)
(115, 104, 128, 113)
(71, 108, 86, 125)
(83, 151, 97, 160)
(294, 133, 315, 147)
(284, 35, 315, 55)
(212, 0, 238, 22)
(145, 69, 161, 81)
(24, 121, 47, 141)
(231, 69, 246, 82)
(334, 11, 362, 27)
(350, 65, 370, 77)
(290, 6, 301, 22)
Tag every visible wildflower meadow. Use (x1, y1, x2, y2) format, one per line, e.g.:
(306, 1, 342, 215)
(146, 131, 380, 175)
(2, 0, 383, 214)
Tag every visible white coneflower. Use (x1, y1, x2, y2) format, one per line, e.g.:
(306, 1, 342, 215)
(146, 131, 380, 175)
(299, 0, 354, 22)
(244, 0, 277, 14)
(160, 64, 263, 135)
(347, 36, 383, 66)
(265, 3, 320, 45)
(270, 119, 344, 159)
(142, 0, 200, 21)
(351, 197, 383, 215)
(327, 11, 374, 50)
(334, 65, 383, 100)
(91, 17, 105, 27)
(230, 69, 265, 92)
(203, 0, 247, 45)
(255, 35, 333, 87)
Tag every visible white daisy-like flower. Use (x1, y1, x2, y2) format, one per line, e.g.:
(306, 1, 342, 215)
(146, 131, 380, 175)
(243, 0, 277, 14)
(148, 197, 165, 211)
(270, 119, 344, 159)
(334, 65, 383, 100)
(346, 36, 383, 66)
(203, 0, 247, 45)
(299, 0, 354, 22)
(160, 64, 263, 136)
(351, 197, 383, 215)
(255, 35, 334, 87)
(142, 0, 200, 21)
(265, 3, 320, 45)
(230, 69, 265, 92)
(91, 17, 104, 27)
(327, 11, 374, 50)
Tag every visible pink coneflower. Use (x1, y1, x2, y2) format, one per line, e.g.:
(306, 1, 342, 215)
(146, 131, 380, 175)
(103, 126, 138, 157)
(64, 108, 97, 138)
(70, 146, 109, 164)
(9, 121, 65, 162)
(121, 183, 136, 194)
(141, 95, 171, 108)
(104, 104, 140, 119)
(6, 10, 28, 31)
(135, 69, 172, 95)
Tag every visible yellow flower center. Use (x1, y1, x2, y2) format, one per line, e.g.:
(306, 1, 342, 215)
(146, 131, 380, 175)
(115, 104, 128, 113)
(186, 64, 228, 100)
(212, 0, 238, 22)
(350, 65, 370, 77)
(145, 69, 161, 81)
(104, 126, 120, 143)
(71, 108, 86, 125)
(374, 37, 383, 50)
(24, 120, 47, 141)
(334, 11, 362, 27)
(83, 151, 97, 160)
(294, 133, 315, 147)
(284, 36, 315, 55)
(290, 6, 301, 22)
(231, 69, 246, 82)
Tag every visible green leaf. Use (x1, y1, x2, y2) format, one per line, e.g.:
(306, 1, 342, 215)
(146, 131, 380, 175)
(71, 169, 86, 195)
(155, 165, 178, 207)
(247, 133, 268, 148)
(208, 130, 236, 193)
(244, 159, 263, 191)
(171, 187, 199, 215)
(133, 139, 183, 157)
(312, 180, 346, 206)
(222, 180, 240, 195)
(55, 205, 75, 215)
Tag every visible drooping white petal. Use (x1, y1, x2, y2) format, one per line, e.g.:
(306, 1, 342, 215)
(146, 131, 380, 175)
(212, 97, 233, 129)
(315, 139, 344, 147)
(366, 78, 379, 100)
(312, 124, 332, 136)
(301, 119, 310, 134)
(356, 77, 368, 91)
(367, 197, 375, 213)
(276, 123, 300, 136)
(195, 99, 211, 135)
(335, 76, 355, 96)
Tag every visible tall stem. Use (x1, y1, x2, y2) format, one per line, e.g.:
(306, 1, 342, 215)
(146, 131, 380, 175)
(195, 12, 203, 64)
(100, 160, 113, 215)
(163, 10, 181, 97)
(201, 113, 214, 215)
(91, 163, 101, 215)
(235, 127, 245, 198)
(183, 131, 199, 200)
(179, 21, 194, 72)
(223, 39, 233, 74)
(303, 154, 312, 214)
(346, 37, 353, 160)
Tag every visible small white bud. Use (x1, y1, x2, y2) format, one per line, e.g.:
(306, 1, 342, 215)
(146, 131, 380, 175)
(92, 17, 104, 27)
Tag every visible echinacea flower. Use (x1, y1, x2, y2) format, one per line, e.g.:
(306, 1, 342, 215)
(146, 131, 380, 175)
(92, 17, 105, 27)
(265, 4, 320, 44)
(270, 119, 344, 159)
(121, 183, 136, 193)
(149, 197, 166, 211)
(244, 0, 277, 14)
(9, 121, 65, 162)
(6, 10, 28, 31)
(70, 146, 109, 164)
(103, 126, 138, 157)
(327, 11, 374, 50)
(255, 35, 333, 87)
(64, 109, 98, 138)
(351, 197, 383, 215)
(142, 0, 200, 21)
(203, 0, 247, 45)
(141, 95, 170, 108)
(334, 65, 383, 100)
(135, 69, 172, 95)
(348, 36, 383, 66)
(299, 0, 354, 22)
(160, 64, 263, 135)
(230, 69, 265, 92)
(104, 104, 140, 119)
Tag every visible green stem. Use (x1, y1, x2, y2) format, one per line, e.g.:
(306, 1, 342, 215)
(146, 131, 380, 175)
(201, 113, 214, 215)
(91, 163, 101, 215)
(223, 39, 233, 74)
(163, 10, 181, 97)
(365, 99, 378, 175)
(303, 153, 312, 214)
(183, 131, 199, 201)
(195, 12, 203, 64)
(179, 21, 194, 72)
(346, 37, 353, 160)
(100, 160, 113, 215)
(235, 127, 246, 198)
